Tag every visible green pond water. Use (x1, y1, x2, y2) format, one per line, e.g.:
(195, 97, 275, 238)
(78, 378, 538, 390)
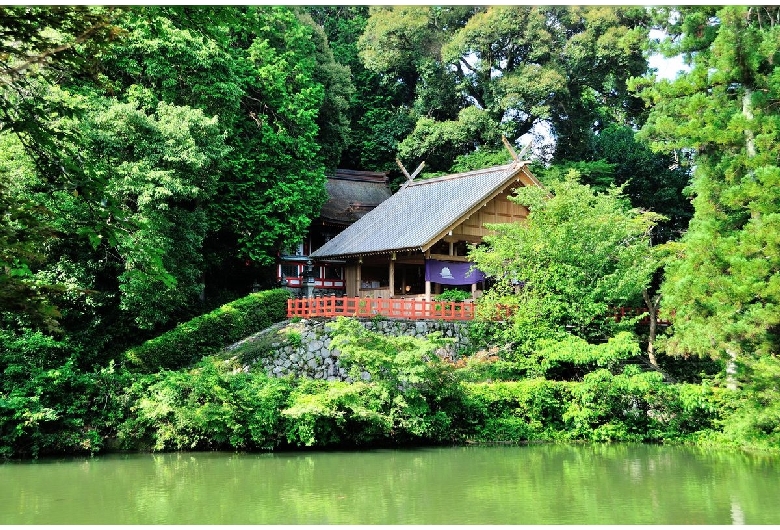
(1, 444, 778, 525)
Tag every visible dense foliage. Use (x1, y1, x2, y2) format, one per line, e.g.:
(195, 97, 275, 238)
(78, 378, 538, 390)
(0, 318, 731, 458)
(1, 6, 779, 458)
(635, 6, 780, 364)
(360, 6, 650, 171)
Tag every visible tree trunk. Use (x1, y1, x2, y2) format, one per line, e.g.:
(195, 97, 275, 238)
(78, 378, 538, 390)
(642, 289, 661, 368)
(726, 348, 738, 390)
(743, 88, 756, 157)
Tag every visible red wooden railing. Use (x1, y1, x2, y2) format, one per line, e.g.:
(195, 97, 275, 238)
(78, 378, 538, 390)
(287, 296, 476, 321)
(287, 297, 670, 325)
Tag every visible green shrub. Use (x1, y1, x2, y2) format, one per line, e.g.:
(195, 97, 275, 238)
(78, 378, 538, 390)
(459, 379, 568, 442)
(561, 366, 723, 443)
(328, 317, 463, 443)
(452, 350, 529, 382)
(285, 330, 303, 349)
(0, 360, 134, 458)
(456, 369, 725, 445)
(118, 357, 293, 451)
(0, 328, 78, 375)
(282, 379, 391, 447)
(710, 355, 780, 450)
(523, 331, 641, 379)
(124, 289, 290, 371)
(435, 289, 470, 302)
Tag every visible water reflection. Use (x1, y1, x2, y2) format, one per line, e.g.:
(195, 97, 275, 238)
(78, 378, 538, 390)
(1, 445, 778, 524)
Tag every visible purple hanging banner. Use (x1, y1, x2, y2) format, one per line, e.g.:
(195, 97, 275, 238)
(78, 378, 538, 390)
(425, 259, 486, 285)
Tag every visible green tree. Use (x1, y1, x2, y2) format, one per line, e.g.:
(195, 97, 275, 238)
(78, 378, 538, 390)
(0, 7, 127, 330)
(97, 6, 328, 268)
(7, 94, 228, 352)
(633, 6, 780, 378)
(583, 125, 693, 242)
(305, 6, 418, 175)
(360, 6, 651, 171)
(470, 174, 664, 348)
(82, 98, 227, 329)
(297, 11, 354, 172)
(0, 178, 60, 331)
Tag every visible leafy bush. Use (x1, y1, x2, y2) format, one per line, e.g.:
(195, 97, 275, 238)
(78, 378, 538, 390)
(459, 379, 568, 442)
(283, 379, 391, 447)
(455, 368, 725, 445)
(454, 357, 529, 383)
(328, 317, 463, 443)
(710, 356, 780, 451)
(0, 328, 78, 375)
(0, 360, 134, 458)
(519, 331, 641, 380)
(118, 357, 292, 451)
(448, 346, 527, 382)
(561, 366, 723, 443)
(124, 289, 290, 371)
(435, 289, 470, 302)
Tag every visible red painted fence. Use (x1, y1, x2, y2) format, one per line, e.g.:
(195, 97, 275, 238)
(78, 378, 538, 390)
(287, 296, 670, 325)
(287, 296, 475, 321)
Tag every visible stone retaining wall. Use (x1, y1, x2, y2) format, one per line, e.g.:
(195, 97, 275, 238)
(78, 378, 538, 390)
(228, 318, 472, 382)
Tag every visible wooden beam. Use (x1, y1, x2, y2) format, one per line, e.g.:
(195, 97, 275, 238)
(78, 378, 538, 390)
(389, 259, 395, 297)
(517, 142, 531, 160)
(502, 135, 532, 162)
(502, 135, 519, 161)
(429, 253, 469, 262)
(409, 161, 425, 179)
(396, 157, 412, 180)
(396, 158, 426, 190)
(394, 257, 425, 265)
(442, 234, 483, 244)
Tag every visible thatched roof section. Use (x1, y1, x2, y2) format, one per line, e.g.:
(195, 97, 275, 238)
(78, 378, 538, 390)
(320, 169, 391, 226)
(311, 162, 540, 259)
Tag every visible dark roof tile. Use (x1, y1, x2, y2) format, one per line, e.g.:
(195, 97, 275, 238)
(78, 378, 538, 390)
(320, 171, 391, 225)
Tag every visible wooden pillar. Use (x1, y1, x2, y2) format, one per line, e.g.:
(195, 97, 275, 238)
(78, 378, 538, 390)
(425, 250, 434, 301)
(472, 282, 477, 298)
(356, 261, 362, 297)
(389, 255, 395, 297)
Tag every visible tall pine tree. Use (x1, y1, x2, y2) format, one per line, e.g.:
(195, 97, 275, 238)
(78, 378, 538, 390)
(635, 7, 780, 378)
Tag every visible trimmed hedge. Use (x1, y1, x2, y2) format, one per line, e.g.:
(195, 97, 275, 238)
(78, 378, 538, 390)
(124, 289, 291, 372)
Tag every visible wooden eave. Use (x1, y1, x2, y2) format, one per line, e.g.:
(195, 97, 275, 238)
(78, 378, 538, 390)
(420, 162, 535, 253)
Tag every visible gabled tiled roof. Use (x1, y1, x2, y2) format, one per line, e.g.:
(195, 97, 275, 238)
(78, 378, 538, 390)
(311, 162, 538, 259)
(320, 170, 391, 225)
